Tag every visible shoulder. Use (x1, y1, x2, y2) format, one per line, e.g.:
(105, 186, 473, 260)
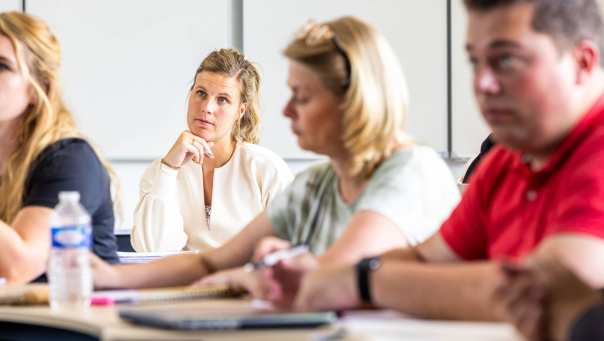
(265, 161, 332, 226)
(37, 138, 98, 163)
(464, 145, 518, 202)
(239, 143, 287, 166)
(29, 138, 103, 178)
(406, 145, 446, 167)
(362, 146, 447, 195)
(294, 161, 332, 181)
(567, 125, 604, 169)
(23, 138, 110, 210)
(472, 145, 516, 180)
(237, 143, 291, 175)
(285, 161, 334, 194)
(373, 145, 445, 179)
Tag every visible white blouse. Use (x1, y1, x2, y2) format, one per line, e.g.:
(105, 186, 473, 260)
(130, 143, 293, 252)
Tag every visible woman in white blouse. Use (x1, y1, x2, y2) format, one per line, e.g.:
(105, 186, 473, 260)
(130, 48, 293, 252)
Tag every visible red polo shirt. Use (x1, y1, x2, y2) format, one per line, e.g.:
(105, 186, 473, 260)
(441, 94, 604, 260)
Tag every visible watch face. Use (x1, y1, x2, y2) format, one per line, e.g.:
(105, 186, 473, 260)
(368, 257, 381, 270)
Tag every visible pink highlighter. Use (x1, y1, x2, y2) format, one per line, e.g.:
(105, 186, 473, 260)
(91, 296, 115, 306)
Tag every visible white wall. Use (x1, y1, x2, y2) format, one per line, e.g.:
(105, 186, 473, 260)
(28, 0, 232, 159)
(451, 0, 491, 158)
(245, 0, 448, 158)
(0, 1, 20, 12)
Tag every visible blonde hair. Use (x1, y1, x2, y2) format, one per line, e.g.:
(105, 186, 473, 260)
(0, 11, 122, 224)
(193, 48, 262, 144)
(285, 17, 412, 179)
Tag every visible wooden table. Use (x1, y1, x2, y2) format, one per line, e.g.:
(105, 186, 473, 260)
(0, 298, 522, 341)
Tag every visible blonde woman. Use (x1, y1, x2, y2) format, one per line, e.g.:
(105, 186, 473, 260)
(130, 48, 293, 252)
(0, 11, 119, 284)
(93, 17, 459, 290)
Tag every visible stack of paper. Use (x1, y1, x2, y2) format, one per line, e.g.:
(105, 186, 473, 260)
(117, 251, 196, 264)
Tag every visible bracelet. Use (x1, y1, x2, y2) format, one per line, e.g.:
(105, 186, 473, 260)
(356, 256, 381, 304)
(160, 159, 180, 170)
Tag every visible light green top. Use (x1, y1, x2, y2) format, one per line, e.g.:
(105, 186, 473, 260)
(267, 146, 460, 255)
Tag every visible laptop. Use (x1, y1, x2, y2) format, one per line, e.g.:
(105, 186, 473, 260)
(118, 308, 337, 330)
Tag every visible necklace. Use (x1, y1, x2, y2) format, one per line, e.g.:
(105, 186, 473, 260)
(204, 205, 211, 230)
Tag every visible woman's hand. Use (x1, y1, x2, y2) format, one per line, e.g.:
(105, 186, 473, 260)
(261, 252, 319, 308)
(248, 237, 318, 307)
(252, 236, 292, 262)
(194, 251, 319, 309)
(162, 131, 214, 169)
(193, 266, 272, 298)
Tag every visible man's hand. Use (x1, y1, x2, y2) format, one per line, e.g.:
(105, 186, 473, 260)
(494, 259, 601, 341)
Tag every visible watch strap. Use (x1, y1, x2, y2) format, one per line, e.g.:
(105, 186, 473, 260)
(356, 256, 380, 304)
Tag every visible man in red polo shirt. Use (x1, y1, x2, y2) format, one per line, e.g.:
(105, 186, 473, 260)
(288, 0, 604, 321)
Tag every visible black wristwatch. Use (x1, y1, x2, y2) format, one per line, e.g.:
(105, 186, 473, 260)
(356, 256, 381, 304)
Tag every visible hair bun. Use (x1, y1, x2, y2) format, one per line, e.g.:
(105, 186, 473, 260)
(295, 20, 335, 46)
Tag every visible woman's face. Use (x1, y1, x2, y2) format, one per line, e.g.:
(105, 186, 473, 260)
(283, 61, 344, 156)
(187, 71, 246, 144)
(0, 34, 32, 125)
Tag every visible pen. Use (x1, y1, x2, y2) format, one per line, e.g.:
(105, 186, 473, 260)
(244, 244, 309, 272)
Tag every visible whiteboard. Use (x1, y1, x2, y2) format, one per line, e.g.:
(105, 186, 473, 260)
(244, 0, 448, 159)
(28, 0, 231, 159)
(0, 1, 20, 12)
(450, 0, 490, 158)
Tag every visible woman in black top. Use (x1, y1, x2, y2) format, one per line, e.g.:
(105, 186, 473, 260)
(0, 12, 119, 284)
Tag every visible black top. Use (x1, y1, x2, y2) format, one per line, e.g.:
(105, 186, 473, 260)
(462, 134, 496, 183)
(570, 302, 604, 341)
(23, 138, 119, 264)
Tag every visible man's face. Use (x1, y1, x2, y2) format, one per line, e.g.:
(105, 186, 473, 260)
(466, 3, 580, 155)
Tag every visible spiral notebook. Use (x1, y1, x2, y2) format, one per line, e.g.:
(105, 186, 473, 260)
(93, 284, 239, 304)
(117, 251, 196, 264)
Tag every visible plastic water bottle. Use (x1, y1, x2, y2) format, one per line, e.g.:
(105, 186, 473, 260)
(48, 191, 93, 310)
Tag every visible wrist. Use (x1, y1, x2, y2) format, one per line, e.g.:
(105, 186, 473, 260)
(161, 158, 180, 170)
(97, 264, 123, 289)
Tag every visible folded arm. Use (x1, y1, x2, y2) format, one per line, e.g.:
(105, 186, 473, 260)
(0, 207, 53, 283)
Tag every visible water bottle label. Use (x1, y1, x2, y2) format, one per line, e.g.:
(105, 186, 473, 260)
(51, 225, 92, 249)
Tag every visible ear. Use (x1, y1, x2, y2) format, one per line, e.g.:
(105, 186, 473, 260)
(239, 102, 247, 120)
(574, 40, 600, 84)
(27, 83, 37, 106)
